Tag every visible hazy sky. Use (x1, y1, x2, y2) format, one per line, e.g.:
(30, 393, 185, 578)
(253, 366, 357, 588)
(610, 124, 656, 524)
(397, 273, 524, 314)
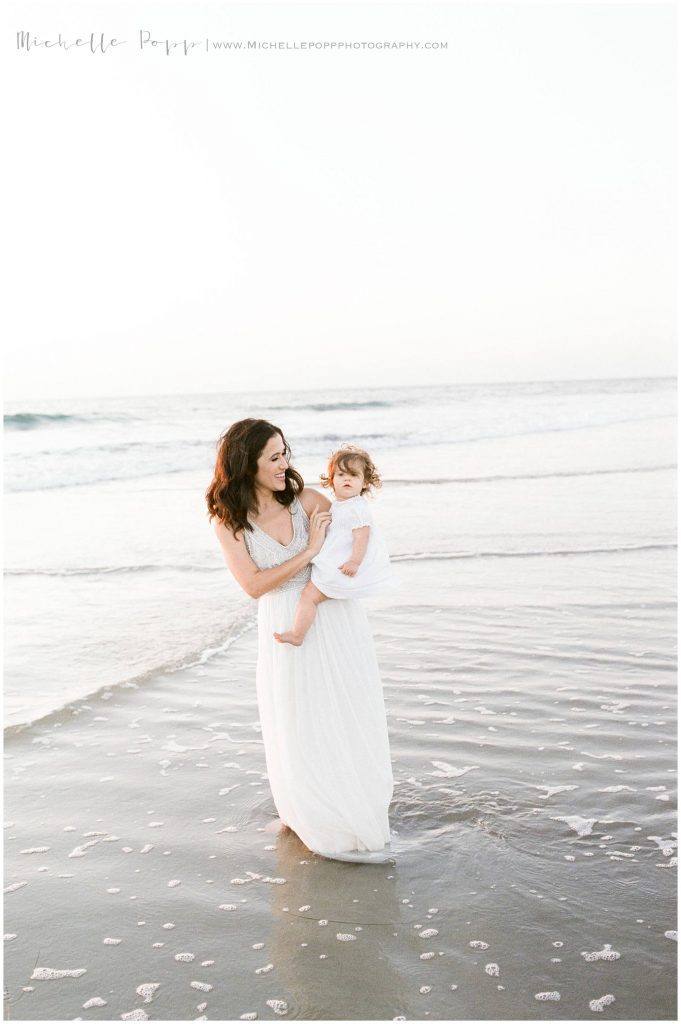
(6, 1, 677, 400)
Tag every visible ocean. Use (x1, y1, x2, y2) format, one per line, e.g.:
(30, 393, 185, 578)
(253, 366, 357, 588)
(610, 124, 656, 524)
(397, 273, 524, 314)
(3, 377, 677, 1020)
(4, 378, 675, 731)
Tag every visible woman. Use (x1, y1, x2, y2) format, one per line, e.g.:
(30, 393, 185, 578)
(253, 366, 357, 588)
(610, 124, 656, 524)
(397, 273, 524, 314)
(206, 418, 394, 863)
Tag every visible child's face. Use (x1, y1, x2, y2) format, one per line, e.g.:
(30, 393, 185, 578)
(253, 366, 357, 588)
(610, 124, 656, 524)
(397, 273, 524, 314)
(332, 460, 365, 500)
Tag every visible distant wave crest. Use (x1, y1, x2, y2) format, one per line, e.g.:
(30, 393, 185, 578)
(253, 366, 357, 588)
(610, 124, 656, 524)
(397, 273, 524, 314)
(5, 412, 85, 430)
(4, 411, 132, 431)
(385, 465, 675, 485)
(393, 543, 676, 563)
(270, 400, 393, 413)
(5, 563, 221, 578)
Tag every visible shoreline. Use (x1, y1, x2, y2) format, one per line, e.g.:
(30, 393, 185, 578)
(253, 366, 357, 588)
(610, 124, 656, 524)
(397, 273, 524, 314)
(4, 566, 677, 1021)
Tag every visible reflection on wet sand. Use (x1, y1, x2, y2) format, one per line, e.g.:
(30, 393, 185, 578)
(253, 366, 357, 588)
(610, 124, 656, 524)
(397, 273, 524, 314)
(266, 823, 410, 1019)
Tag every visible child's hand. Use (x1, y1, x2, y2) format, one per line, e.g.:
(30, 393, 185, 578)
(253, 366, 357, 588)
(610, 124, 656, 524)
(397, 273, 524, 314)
(338, 560, 360, 577)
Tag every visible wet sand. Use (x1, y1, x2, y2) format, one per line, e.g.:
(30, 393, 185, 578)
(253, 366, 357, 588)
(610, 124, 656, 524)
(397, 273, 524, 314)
(3, 548, 677, 1021)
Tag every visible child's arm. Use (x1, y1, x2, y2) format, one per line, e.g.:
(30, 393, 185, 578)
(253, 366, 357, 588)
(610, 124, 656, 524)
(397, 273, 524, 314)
(339, 526, 370, 577)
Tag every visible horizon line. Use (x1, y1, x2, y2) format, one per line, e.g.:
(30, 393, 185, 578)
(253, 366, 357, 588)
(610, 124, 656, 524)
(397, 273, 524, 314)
(4, 373, 677, 406)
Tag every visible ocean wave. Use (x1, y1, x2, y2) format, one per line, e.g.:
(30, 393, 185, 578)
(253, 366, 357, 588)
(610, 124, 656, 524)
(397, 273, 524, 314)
(22, 437, 210, 457)
(385, 465, 675, 485)
(4, 605, 257, 736)
(4, 564, 223, 578)
(4, 411, 131, 430)
(392, 543, 676, 563)
(296, 432, 392, 443)
(5, 461, 203, 493)
(8, 542, 673, 580)
(269, 400, 395, 413)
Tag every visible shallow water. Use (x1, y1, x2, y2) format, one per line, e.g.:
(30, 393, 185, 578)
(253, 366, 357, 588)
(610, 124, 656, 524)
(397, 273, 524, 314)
(4, 551, 676, 1020)
(3, 379, 677, 1019)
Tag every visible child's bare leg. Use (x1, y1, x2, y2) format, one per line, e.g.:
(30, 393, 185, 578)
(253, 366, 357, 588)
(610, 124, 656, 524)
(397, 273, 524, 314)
(274, 582, 328, 646)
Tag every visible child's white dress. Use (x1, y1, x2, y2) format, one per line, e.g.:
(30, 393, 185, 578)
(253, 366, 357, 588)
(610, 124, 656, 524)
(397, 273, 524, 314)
(311, 495, 396, 599)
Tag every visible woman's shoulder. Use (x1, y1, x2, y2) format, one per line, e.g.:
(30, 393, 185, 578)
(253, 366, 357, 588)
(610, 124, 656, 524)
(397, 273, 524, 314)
(213, 516, 253, 563)
(298, 487, 331, 515)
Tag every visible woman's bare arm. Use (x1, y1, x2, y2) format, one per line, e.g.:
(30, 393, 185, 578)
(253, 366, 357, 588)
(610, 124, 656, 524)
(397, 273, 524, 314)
(213, 503, 330, 599)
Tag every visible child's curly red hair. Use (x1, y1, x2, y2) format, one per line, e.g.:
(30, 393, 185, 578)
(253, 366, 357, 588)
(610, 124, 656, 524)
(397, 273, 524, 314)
(320, 445, 382, 495)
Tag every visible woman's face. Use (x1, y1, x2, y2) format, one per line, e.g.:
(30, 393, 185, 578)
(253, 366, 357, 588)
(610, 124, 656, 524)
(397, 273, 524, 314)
(254, 433, 289, 493)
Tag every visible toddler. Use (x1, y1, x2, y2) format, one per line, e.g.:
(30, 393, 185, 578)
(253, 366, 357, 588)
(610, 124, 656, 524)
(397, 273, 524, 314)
(274, 445, 396, 646)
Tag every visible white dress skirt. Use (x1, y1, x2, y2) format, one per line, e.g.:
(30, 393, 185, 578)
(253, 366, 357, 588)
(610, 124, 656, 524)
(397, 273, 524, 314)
(243, 497, 394, 862)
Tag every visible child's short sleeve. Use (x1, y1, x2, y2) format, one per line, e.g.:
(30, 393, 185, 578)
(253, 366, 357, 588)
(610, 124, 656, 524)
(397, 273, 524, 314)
(349, 496, 373, 530)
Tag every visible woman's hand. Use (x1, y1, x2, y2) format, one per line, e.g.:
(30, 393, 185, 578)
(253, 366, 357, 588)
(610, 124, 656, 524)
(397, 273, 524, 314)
(306, 505, 331, 557)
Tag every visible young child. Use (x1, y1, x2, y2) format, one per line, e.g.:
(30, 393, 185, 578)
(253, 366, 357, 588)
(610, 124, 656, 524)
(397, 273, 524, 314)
(273, 445, 396, 646)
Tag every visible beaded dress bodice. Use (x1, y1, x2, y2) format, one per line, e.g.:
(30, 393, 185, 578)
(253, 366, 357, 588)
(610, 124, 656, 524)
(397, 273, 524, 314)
(243, 497, 312, 595)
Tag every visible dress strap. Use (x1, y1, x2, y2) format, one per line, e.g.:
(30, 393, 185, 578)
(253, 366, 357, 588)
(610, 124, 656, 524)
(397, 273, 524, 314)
(294, 495, 310, 524)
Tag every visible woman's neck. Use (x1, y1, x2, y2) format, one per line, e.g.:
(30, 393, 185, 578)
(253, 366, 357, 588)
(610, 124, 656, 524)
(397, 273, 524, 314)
(254, 487, 280, 515)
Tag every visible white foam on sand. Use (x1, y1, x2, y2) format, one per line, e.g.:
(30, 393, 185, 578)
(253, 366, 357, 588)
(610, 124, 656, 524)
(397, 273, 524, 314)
(419, 928, 438, 938)
(552, 816, 598, 837)
(175, 953, 195, 962)
(190, 981, 213, 992)
(469, 940, 489, 950)
(589, 994, 616, 1012)
(31, 967, 87, 979)
(534, 785, 579, 799)
(336, 934, 356, 942)
(581, 944, 621, 962)
(664, 930, 677, 941)
(429, 762, 479, 778)
(83, 997, 107, 1008)
(5, 881, 29, 893)
(535, 992, 561, 1001)
(103, 938, 122, 945)
(266, 999, 288, 1015)
(136, 983, 159, 1003)
(485, 963, 500, 976)
(647, 835, 677, 856)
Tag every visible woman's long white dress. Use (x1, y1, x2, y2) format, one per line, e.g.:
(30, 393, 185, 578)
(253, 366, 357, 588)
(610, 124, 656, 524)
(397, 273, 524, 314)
(243, 497, 394, 862)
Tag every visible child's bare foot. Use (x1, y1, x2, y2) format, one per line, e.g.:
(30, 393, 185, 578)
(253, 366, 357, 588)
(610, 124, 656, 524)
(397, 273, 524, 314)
(273, 631, 304, 646)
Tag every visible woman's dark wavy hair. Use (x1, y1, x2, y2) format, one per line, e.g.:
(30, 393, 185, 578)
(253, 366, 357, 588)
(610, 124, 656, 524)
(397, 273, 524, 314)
(206, 418, 304, 537)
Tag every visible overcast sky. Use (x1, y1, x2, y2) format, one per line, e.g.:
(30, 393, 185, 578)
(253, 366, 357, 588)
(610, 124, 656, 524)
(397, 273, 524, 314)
(5, 1, 676, 400)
